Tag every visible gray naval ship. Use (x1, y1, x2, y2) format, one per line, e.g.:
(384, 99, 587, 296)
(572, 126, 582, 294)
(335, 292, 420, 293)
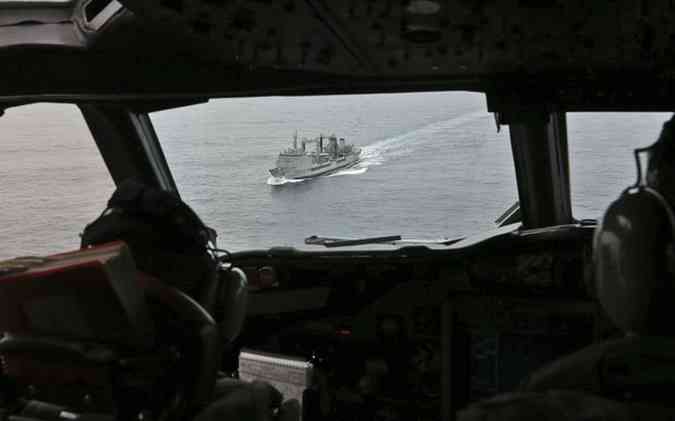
(269, 133, 361, 179)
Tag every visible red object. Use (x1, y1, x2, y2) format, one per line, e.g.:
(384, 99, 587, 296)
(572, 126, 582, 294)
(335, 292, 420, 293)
(0, 241, 154, 349)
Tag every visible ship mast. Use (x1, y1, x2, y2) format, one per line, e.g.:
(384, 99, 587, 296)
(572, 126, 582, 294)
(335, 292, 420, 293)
(293, 130, 298, 150)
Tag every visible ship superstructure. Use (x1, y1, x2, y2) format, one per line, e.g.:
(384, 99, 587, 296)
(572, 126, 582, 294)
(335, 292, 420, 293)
(269, 133, 361, 179)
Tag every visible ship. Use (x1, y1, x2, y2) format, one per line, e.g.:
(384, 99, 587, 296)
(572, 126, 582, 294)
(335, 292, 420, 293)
(269, 133, 361, 179)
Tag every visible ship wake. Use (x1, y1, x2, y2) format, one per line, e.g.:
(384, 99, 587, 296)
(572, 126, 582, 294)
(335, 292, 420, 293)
(326, 166, 368, 177)
(266, 176, 307, 186)
(358, 109, 487, 167)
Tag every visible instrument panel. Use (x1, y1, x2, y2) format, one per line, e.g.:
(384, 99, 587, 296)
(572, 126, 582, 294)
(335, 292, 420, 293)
(231, 225, 600, 420)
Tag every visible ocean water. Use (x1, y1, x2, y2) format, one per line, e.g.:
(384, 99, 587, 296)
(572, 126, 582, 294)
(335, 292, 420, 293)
(0, 92, 670, 259)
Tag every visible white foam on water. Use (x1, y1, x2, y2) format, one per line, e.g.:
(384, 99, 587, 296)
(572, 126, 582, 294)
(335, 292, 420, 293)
(359, 109, 488, 167)
(326, 166, 368, 177)
(266, 176, 307, 186)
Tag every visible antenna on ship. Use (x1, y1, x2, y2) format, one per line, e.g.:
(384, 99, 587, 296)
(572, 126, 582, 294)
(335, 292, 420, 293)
(293, 130, 298, 150)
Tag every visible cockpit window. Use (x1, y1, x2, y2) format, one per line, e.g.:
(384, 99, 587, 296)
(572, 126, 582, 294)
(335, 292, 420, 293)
(568, 112, 671, 220)
(151, 92, 518, 251)
(0, 103, 114, 260)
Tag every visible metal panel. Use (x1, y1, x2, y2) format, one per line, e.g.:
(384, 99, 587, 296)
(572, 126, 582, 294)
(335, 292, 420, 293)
(507, 111, 573, 228)
(78, 104, 178, 193)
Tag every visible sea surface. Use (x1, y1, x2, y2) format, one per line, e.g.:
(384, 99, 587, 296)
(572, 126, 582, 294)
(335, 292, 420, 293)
(0, 92, 670, 259)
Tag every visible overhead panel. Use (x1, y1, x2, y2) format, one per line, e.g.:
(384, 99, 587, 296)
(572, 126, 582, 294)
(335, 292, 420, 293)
(4, 1, 675, 104)
(316, 1, 675, 78)
(123, 0, 366, 76)
(119, 0, 675, 79)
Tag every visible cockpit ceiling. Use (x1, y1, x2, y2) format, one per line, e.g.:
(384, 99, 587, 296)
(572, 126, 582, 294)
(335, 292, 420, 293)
(122, 1, 670, 77)
(4, 1, 675, 109)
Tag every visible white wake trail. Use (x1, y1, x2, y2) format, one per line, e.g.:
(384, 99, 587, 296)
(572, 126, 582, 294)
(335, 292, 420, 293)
(326, 166, 368, 177)
(266, 176, 307, 186)
(358, 109, 488, 167)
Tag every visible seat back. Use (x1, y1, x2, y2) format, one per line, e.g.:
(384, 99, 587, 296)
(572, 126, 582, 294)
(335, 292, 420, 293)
(141, 273, 220, 411)
(214, 267, 248, 344)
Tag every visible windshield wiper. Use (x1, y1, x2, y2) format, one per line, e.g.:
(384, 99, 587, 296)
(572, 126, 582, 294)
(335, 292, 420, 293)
(495, 201, 521, 227)
(304, 235, 463, 248)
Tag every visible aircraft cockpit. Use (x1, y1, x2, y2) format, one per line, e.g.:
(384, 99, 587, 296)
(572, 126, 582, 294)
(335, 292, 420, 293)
(2, 1, 675, 421)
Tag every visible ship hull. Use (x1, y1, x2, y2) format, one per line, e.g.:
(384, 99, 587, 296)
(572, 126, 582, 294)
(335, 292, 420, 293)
(269, 152, 361, 180)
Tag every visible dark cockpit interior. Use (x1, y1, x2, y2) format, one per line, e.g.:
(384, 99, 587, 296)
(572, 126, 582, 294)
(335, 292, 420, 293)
(2, 1, 675, 420)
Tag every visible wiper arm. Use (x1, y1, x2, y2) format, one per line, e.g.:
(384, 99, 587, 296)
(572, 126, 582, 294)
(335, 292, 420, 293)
(305, 235, 402, 247)
(495, 201, 521, 227)
(304, 235, 463, 248)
